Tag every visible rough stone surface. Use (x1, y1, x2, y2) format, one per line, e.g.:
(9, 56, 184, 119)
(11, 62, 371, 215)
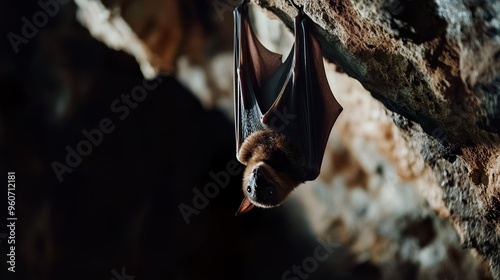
(254, 0, 500, 278)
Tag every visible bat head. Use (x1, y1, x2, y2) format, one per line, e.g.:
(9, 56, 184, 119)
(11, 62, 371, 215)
(236, 161, 299, 214)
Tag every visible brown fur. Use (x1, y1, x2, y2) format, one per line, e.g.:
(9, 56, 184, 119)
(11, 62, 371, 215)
(238, 129, 303, 167)
(238, 129, 305, 207)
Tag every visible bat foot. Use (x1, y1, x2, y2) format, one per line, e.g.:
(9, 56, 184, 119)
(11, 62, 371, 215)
(288, 0, 303, 13)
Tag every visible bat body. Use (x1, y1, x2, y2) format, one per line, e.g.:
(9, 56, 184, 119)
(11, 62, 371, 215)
(234, 0, 342, 214)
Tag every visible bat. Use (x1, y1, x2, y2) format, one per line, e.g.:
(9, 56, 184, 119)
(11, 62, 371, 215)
(234, 0, 343, 215)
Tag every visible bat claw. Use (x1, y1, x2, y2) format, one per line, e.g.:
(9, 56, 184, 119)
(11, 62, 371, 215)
(288, 0, 303, 12)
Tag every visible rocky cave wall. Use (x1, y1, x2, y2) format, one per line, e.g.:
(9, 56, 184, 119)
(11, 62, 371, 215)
(249, 0, 500, 278)
(72, 0, 500, 279)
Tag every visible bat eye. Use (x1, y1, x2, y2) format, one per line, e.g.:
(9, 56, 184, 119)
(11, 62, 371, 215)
(247, 186, 252, 193)
(266, 188, 274, 197)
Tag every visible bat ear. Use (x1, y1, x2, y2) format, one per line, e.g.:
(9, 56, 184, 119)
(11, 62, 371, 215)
(235, 197, 255, 216)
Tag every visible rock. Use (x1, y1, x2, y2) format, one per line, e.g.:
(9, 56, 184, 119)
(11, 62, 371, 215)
(253, 0, 500, 278)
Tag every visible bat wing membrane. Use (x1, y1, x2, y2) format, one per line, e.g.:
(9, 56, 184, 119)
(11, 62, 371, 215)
(263, 14, 343, 180)
(234, 2, 292, 157)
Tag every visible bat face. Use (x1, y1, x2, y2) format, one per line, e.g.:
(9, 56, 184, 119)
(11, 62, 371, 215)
(237, 130, 303, 212)
(234, 1, 343, 215)
(242, 161, 298, 208)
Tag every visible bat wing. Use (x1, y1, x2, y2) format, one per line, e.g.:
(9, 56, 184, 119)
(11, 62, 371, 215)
(263, 12, 343, 180)
(234, 2, 293, 157)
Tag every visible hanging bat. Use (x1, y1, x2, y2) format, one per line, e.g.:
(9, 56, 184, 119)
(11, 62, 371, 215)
(234, 0, 342, 215)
